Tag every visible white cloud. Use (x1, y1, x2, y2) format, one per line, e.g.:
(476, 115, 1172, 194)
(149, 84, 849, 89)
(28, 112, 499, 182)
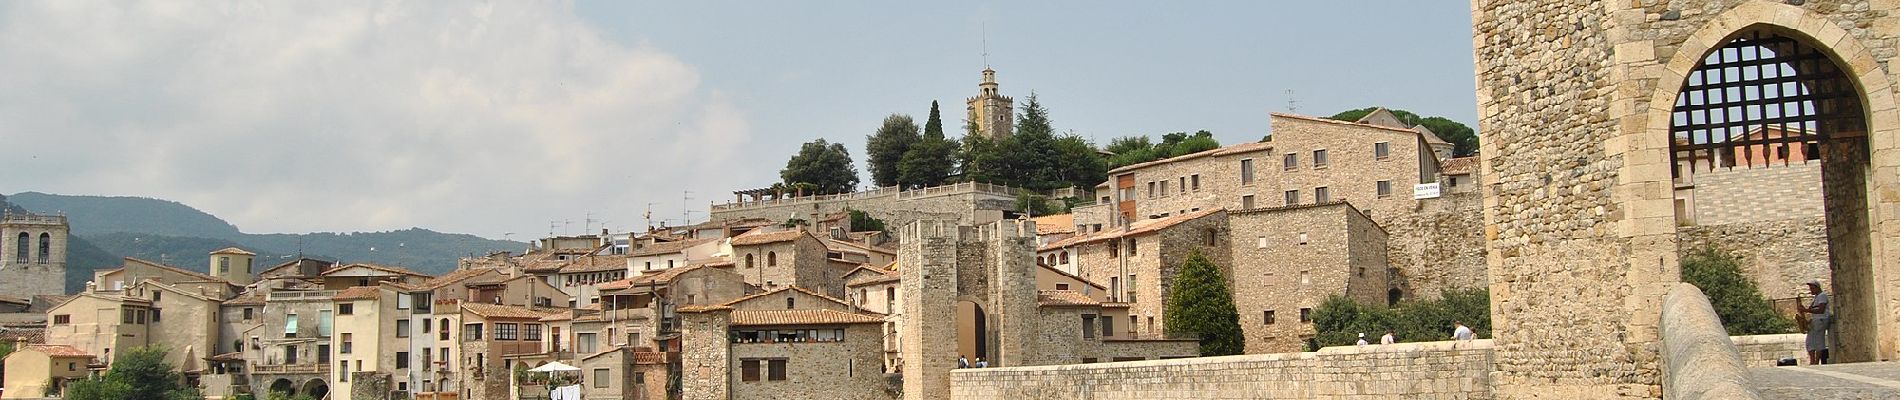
(0, 1, 754, 238)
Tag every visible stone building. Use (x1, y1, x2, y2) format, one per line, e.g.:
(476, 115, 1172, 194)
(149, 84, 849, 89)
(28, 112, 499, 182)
(727, 229, 840, 297)
(457, 302, 557, 400)
(0, 341, 93, 399)
(710, 181, 1018, 236)
(1039, 209, 1229, 337)
(678, 286, 890, 400)
(628, 237, 721, 273)
(966, 68, 1015, 141)
(1226, 201, 1389, 353)
(1472, 1, 1900, 398)
(0, 212, 66, 299)
(208, 247, 257, 287)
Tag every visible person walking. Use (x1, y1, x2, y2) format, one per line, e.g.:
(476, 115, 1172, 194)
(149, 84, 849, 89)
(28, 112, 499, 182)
(1800, 279, 1831, 365)
(1380, 330, 1396, 345)
(1356, 333, 1369, 346)
(1452, 321, 1475, 341)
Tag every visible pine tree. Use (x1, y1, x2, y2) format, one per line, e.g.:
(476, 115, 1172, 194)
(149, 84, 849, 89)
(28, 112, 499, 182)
(865, 114, 920, 187)
(781, 138, 860, 195)
(1164, 250, 1245, 356)
(898, 101, 957, 188)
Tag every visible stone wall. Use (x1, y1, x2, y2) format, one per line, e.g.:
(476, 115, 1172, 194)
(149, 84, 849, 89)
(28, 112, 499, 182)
(1677, 217, 1828, 299)
(1382, 192, 1487, 301)
(949, 340, 1495, 399)
(1730, 334, 1806, 367)
(707, 183, 1019, 232)
(1227, 203, 1387, 354)
(677, 308, 730, 400)
(727, 323, 889, 400)
(1685, 163, 1823, 226)
(1659, 283, 1761, 400)
(0, 214, 69, 299)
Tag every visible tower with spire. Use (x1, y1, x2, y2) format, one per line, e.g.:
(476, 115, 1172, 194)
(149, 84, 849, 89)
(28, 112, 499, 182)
(965, 68, 1015, 140)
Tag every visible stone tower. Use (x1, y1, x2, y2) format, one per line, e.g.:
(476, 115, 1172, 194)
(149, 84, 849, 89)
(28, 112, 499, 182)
(898, 219, 1039, 400)
(1473, 1, 1900, 399)
(965, 68, 1015, 140)
(209, 247, 257, 286)
(0, 211, 69, 298)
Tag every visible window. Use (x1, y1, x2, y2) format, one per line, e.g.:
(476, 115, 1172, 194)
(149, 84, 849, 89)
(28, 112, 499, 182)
(319, 310, 332, 336)
(1125, 239, 1137, 256)
(1178, 177, 1187, 193)
(422, 347, 432, 366)
(1375, 142, 1391, 159)
(635, 372, 646, 385)
(439, 319, 450, 341)
(1160, 180, 1169, 196)
(218, 257, 230, 275)
(745, 254, 755, 269)
(1082, 314, 1097, 339)
(36, 233, 49, 263)
(341, 333, 353, 354)
(1240, 159, 1256, 184)
(1377, 180, 1393, 198)
(594, 368, 610, 388)
(464, 323, 484, 341)
(340, 361, 349, 382)
(397, 352, 410, 369)
(1257, 236, 1268, 248)
(414, 293, 432, 313)
(1203, 229, 1218, 246)
(577, 333, 598, 354)
(285, 313, 299, 336)
(316, 344, 329, 362)
(13, 232, 25, 262)
(397, 294, 412, 309)
(1055, 283, 1070, 291)
(1264, 310, 1276, 324)
(1313, 149, 1329, 167)
(496, 323, 520, 341)
(397, 320, 411, 338)
(1059, 252, 1069, 264)
(1315, 186, 1331, 203)
(53, 314, 69, 324)
(1146, 181, 1156, 198)
(439, 348, 450, 368)
(1284, 190, 1300, 206)
(1125, 274, 1137, 302)
(767, 251, 777, 266)
(524, 324, 543, 341)
(767, 359, 788, 381)
(338, 303, 354, 315)
(1101, 316, 1114, 337)
(1241, 195, 1255, 209)
(1283, 153, 1298, 170)
(1300, 308, 1313, 323)
(785, 297, 796, 310)
(242, 307, 253, 321)
(1109, 277, 1120, 301)
(741, 359, 760, 382)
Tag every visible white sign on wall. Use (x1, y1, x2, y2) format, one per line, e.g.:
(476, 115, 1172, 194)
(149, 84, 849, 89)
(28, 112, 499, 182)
(1413, 182, 1442, 200)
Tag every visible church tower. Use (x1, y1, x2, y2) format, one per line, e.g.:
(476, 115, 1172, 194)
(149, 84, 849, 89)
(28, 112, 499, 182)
(0, 211, 68, 297)
(965, 68, 1014, 140)
(209, 247, 256, 286)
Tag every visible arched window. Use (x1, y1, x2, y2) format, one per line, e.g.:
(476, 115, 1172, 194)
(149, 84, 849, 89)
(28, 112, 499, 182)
(786, 297, 795, 309)
(1059, 252, 1069, 264)
(14, 232, 26, 262)
(767, 252, 777, 267)
(37, 233, 50, 263)
(745, 254, 755, 268)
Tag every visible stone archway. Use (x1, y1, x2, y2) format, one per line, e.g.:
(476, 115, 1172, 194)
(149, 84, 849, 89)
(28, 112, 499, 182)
(1629, 1, 1900, 363)
(954, 300, 990, 363)
(301, 378, 329, 399)
(268, 378, 293, 394)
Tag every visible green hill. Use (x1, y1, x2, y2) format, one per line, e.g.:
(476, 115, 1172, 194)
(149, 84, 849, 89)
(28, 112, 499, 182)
(6, 192, 526, 289)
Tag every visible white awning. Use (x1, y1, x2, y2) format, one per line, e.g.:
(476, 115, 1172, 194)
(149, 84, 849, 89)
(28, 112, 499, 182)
(528, 361, 581, 372)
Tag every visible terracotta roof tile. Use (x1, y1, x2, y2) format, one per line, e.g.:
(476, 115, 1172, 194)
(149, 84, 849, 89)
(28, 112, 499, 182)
(730, 230, 808, 246)
(461, 303, 557, 320)
(1440, 156, 1478, 175)
(397, 268, 499, 291)
(730, 309, 884, 326)
(1038, 290, 1100, 307)
(123, 257, 230, 284)
(1107, 141, 1273, 175)
(210, 247, 257, 256)
(556, 254, 632, 274)
(716, 286, 852, 309)
(321, 263, 427, 277)
(333, 286, 381, 301)
(223, 292, 266, 306)
(24, 344, 92, 358)
(1038, 208, 1223, 251)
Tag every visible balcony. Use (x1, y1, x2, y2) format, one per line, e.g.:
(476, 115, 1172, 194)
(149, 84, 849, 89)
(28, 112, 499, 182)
(602, 307, 655, 322)
(266, 290, 340, 301)
(251, 363, 331, 374)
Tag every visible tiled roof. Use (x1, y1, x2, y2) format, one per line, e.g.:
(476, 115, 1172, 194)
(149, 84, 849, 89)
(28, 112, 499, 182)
(222, 292, 266, 306)
(730, 230, 807, 246)
(1040, 264, 1107, 291)
(822, 238, 892, 256)
(616, 264, 712, 289)
(0, 295, 28, 305)
(1030, 214, 1075, 235)
(845, 273, 899, 287)
(461, 303, 557, 320)
(1107, 141, 1274, 175)
(24, 344, 92, 358)
(730, 309, 884, 326)
(563, 254, 632, 274)
(205, 352, 244, 362)
(676, 305, 732, 313)
(0, 328, 45, 344)
(716, 286, 853, 310)
(395, 268, 499, 291)
(1038, 208, 1224, 250)
(209, 247, 257, 256)
(333, 286, 381, 301)
(1272, 112, 1432, 137)
(1440, 157, 1478, 176)
(630, 238, 717, 257)
(320, 263, 427, 277)
(1037, 290, 1100, 308)
(1414, 125, 1452, 145)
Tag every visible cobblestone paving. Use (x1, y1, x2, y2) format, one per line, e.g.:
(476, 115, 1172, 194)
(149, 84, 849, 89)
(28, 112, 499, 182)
(1753, 362, 1900, 400)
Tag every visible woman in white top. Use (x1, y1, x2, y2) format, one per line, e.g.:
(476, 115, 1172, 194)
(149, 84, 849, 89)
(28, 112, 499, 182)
(1801, 279, 1830, 365)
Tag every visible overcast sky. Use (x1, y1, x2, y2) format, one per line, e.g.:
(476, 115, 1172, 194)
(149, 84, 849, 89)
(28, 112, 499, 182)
(0, 1, 1476, 240)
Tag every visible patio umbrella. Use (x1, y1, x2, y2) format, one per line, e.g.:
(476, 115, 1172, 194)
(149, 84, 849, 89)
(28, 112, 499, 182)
(528, 361, 582, 373)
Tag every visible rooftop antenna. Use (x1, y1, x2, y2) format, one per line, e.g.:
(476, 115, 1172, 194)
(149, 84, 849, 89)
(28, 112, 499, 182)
(584, 212, 597, 233)
(1285, 89, 1299, 114)
(682, 190, 696, 225)
(982, 21, 990, 69)
(548, 220, 560, 237)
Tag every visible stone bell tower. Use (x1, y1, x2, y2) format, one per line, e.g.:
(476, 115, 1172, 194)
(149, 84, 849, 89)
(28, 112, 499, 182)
(0, 211, 69, 298)
(965, 68, 1015, 141)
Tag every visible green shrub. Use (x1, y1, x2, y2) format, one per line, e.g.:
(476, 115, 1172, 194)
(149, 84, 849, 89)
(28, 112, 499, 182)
(1312, 288, 1492, 347)
(1681, 247, 1794, 335)
(1163, 251, 1244, 355)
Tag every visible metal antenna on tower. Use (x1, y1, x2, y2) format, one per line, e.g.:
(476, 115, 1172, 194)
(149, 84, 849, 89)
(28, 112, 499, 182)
(584, 212, 597, 233)
(682, 190, 696, 225)
(982, 21, 990, 69)
(1285, 89, 1299, 113)
(645, 203, 656, 231)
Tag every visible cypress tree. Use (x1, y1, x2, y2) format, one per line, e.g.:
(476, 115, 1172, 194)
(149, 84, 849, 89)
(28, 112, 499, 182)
(1164, 250, 1245, 356)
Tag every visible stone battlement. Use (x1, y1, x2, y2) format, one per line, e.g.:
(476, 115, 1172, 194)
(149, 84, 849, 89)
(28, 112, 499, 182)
(950, 340, 1496, 399)
(0, 211, 66, 226)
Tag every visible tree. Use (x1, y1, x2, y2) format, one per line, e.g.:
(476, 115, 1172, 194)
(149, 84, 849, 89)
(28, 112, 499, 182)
(1014, 193, 1059, 217)
(1104, 131, 1220, 169)
(1164, 250, 1244, 356)
(1311, 288, 1492, 347)
(1328, 107, 1479, 157)
(1681, 247, 1795, 335)
(998, 93, 1060, 190)
(897, 101, 958, 188)
(847, 209, 886, 232)
(0, 340, 12, 388)
(957, 130, 1003, 184)
(865, 114, 921, 187)
(65, 346, 202, 400)
(781, 139, 860, 195)
(1051, 135, 1108, 192)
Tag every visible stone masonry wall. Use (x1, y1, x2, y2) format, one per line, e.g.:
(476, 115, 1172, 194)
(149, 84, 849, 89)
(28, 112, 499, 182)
(677, 308, 730, 400)
(1227, 203, 1386, 354)
(0, 216, 68, 299)
(1687, 163, 1824, 226)
(1382, 192, 1487, 301)
(1730, 334, 1807, 367)
(1677, 217, 1829, 299)
(949, 340, 1495, 400)
(708, 184, 1017, 232)
(727, 323, 889, 400)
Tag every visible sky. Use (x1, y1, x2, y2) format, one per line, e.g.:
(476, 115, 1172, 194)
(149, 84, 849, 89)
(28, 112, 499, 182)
(0, 1, 1477, 240)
